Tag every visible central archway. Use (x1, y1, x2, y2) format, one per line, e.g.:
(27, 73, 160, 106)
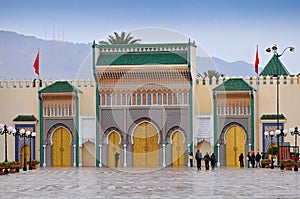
(52, 127, 71, 167)
(225, 126, 246, 167)
(133, 122, 159, 167)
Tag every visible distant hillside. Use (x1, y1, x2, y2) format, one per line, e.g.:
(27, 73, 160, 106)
(196, 56, 261, 78)
(0, 30, 257, 80)
(0, 30, 92, 80)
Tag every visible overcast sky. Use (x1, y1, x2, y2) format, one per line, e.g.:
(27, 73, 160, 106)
(1, 0, 300, 74)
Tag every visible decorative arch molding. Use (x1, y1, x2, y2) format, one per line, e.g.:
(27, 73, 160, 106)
(218, 122, 248, 145)
(129, 117, 161, 145)
(47, 123, 73, 145)
(166, 126, 187, 144)
(103, 127, 123, 145)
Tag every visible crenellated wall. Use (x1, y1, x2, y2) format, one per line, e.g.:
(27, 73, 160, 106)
(0, 78, 96, 163)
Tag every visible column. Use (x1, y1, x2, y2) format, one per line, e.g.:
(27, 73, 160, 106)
(217, 143, 220, 167)
(99, 144, 102, 167)
(123, 144, 127, 167)
(43, 145, 46, 167)
(187, 144, 191, 167)
(73, 144, 76, 167)
(162, 144, 166, 167)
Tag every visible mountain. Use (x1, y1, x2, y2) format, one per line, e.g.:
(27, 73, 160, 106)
(196, 56, 261, 78)
(0, 30, 92, 80)
(0, 30, 257, 80)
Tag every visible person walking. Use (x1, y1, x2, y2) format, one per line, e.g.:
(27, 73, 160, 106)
(239, 153, 244, 168)
(210, 153, 216, 170)
(195, 150, 202, 170)
(247, 152, 251, 168)
(255, 152, 262, 168)
(114, 152, 120, 168)
(203, 152, 210, 170)
(189, 152, 193, 167)
(251, 153, 255, 168)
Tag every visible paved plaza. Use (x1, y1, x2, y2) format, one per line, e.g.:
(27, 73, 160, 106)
(1, 166, 300, 199)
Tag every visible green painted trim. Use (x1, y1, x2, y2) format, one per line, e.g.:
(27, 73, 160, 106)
(251, 91, 254, 150)
(39, 93, 43, 167)
(93, 41, 100, 167)
(95, 84, 99, 167)
(213, 92, 218, 157)
(188, 39, 193, 152)
(75, 92, 79, 167)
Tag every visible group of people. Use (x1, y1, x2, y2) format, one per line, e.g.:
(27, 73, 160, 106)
(239, 151, 265, 168)
(190, 150, 216, 171)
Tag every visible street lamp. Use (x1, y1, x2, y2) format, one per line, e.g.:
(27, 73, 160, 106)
(289, 127, 299, 171)
(19, 128, 28, 171)
(0, 124, 15, 174)
(266, 45, 295, 168)
(264, 131, 275, 169)
(27, 131, 36, 170)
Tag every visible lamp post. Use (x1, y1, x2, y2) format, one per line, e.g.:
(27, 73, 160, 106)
(266, 45, 295, 168)
(289, 127, 299, 171)
(27, 131, 36, 170)
(264, 131, 275, 169)
(0, 124, 15, 174)
(275, 129, 288, 170)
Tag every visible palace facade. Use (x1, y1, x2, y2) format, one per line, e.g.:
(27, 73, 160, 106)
(0, 42, 299, 168)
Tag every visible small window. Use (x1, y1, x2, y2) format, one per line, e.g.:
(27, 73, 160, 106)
(117, 94, 122, 105)
(127, 94, 131, 105)
(137, 94, 141, 105)
(107, 94, 112, 106)
(147, 94, 152, 105)
(158, 94, 162, 105)
(167, 94, 173, 105)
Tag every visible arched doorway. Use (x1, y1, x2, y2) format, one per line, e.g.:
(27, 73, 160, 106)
(52, 127, 71, 166)
(82, 141, 95, 167)
(171, 131, 184, 167)
(133, 122, 159, 167)
(20, 145, 30, 168)
(225, 126, 246, 167)
(108, 131, 120, 168)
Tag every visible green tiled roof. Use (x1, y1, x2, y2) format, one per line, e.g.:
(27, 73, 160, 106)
(259, 55, 290, 76)
(97, 51, 187, 65)
(260, 114, 286, 120)
(39, 81, 81, 93)
(13, 115, 37, 122)
(213, 78, 254, 91)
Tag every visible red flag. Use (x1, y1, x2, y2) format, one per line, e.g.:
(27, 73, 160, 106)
(33, 52, 39, 75)
(254, 47, 259, 74)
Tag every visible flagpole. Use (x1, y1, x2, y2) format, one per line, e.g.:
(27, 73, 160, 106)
(255, 45, 260, 152)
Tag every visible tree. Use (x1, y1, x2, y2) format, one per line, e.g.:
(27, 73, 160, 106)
(99, 31, 141, 45)
(198, 70, 225, 79)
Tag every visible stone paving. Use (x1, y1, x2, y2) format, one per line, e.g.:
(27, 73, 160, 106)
(0, 166, 300, 199)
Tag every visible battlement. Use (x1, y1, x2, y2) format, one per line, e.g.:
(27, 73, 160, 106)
(0, 78, 96, 89)
(196, 75, 300, 87)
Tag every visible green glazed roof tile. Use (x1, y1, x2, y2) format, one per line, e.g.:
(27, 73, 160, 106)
(260, 114, 286, 120)
(213, 78, 254, 91)
(259, 55, 290, 76)
(97, 51, 187, 65)
(39, 81, 81, 93)
(13, 115, 37, 122)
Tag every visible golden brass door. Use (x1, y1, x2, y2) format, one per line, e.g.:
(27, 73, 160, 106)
(133, 122, 159, 167)
(108, 132, 120, 168)
(172, 131, 184, 167)
(21, 145, 30, 168)
(226, 126, 245, 167)
(52, 127, 71, 166)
